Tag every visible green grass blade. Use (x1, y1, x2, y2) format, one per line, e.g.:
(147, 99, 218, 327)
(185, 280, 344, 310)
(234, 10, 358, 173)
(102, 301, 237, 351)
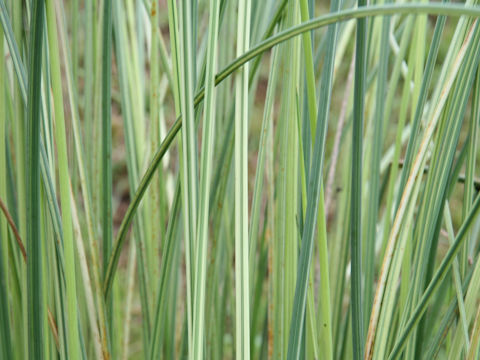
(26, 0, 45, 358)
(363, 0, 390, 326)
(235, 0, 252, 358)
(46, 0, 81, 357)
(0, 20, 12, 360)
(101, 0, 113, 338)
(351, 1, 367, 357)
(177, 0, 198, 354)
(192, 0, 220, 358)
(100, 0, 113, 249)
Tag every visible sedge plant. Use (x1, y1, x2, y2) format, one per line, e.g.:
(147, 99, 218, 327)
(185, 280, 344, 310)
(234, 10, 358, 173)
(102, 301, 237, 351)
(3, 0, 480, 359)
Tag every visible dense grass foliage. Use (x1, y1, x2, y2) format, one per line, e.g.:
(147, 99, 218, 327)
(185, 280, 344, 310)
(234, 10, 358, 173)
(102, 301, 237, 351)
(3, 0, 480, 359)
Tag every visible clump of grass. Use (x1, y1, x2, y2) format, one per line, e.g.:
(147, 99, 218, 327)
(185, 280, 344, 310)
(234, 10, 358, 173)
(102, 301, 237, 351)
(2, 0, 480, 359)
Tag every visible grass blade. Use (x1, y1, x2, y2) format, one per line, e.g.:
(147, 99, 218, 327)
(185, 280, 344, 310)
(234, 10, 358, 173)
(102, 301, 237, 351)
(192, 0, 220, 358)
(101, 0, 113, 336)
(235, 0, 252, 358)
(351, 0, 368, 357)
(26, 0, 46, 358)
(46, 0, 81, 357)
(0, 20, 12, 360)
